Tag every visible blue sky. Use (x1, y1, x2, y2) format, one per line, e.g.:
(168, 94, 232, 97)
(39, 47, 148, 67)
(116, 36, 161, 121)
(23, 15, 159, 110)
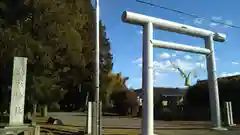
(97, 0, 240, 89)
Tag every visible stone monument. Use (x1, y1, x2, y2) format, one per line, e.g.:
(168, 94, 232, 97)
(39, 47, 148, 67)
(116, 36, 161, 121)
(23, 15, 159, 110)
(9, 57, 27, 126)
(0, 57, 40, 135)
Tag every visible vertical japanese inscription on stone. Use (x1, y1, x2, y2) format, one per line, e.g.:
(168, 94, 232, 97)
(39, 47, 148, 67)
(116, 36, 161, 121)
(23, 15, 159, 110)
(9, 57, 28, 126)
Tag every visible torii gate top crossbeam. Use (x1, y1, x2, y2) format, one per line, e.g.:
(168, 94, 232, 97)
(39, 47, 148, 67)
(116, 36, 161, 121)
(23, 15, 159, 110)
(122, 11, 226, 42)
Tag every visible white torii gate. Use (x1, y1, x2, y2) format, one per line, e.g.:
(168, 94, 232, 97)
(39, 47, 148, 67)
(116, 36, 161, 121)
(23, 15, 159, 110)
(122, 11, 227, 135)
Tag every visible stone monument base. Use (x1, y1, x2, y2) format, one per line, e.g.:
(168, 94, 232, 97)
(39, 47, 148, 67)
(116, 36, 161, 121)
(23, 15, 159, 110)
(0, 124, 40, 135)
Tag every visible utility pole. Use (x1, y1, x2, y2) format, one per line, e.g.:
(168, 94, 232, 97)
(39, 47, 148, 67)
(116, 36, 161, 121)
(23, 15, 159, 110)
(92, 0, 100, 135)
(95, 0, 100, 110)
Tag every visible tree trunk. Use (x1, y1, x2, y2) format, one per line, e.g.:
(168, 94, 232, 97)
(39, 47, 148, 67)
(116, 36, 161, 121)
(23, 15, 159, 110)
(40, 105, 48, 117)
(31, 104, 37, 116)
(105, 92, 111, 106)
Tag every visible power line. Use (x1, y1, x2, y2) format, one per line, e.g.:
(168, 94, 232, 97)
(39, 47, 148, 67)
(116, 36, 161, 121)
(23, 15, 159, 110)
(136, 0, 240, 28)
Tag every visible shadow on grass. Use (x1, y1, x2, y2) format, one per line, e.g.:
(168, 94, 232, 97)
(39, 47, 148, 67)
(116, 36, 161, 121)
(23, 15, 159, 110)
(65, 114, 86, 117)
(103, 134, 128, 135)
(38, 121, 85, 128)
(228, 126, 240, 131)
(103, 127, 210, 130)
(73, 112, 119, 117)
(41, 127, 85, 135)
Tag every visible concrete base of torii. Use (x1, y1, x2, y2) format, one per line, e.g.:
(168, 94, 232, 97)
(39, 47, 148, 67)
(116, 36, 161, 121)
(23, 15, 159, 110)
(211, 127, 228, 131)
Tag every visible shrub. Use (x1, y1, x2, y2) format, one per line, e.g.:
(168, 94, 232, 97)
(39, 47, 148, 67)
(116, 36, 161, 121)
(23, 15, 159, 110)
(111, 90, 139, 116)
(184, 75, 240, 122)
(48, 102, 61, 112)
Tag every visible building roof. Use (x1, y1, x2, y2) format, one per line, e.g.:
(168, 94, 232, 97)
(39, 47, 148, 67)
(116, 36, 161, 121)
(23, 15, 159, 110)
(134, 87, 188, 97)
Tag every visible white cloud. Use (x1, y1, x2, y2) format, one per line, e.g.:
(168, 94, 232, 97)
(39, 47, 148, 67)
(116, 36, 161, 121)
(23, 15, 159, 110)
(209, 16, 221, 27)
(153, 79, 159, 83)
(154, 71, 160, 76)
(171, 53, 177, 57)
(136, 58, 206, 77)
(139, 30, 143, 35)
(132, 57, 142, 63)
(174, 59, 195, 71)
(226, 20, 233, 25)
(153, 71, 168, 82)
(196, 62, 206, 69)
(152, 61, 172, 72)
(152, 59, 195, 73)
(180, 16, 185, 20)
(194, 18, 204, 25)
(175, 51, 185, 54)
(208, 17, 233, 28)
(212, 16, 222, 21)
(138, 63, 142, 67)
(232, 61, 239, 65)
(159, 52, 171, 59)
(210, 22, 218, 27)
(224, 20, 233, 28)
(220, 72, 240, 77)
(184, 55, 192, 60)
(199, 55, 205, 61)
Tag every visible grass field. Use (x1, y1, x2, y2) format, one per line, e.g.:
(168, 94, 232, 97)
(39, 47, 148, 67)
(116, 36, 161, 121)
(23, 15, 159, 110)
(29, 112, 240, 135)
(39, 126, 240, 135)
